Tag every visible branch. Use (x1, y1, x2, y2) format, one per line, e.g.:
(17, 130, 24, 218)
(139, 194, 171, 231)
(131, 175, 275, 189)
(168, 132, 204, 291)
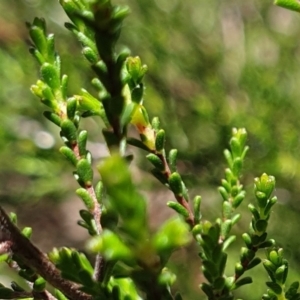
(0, 206, 92, 300)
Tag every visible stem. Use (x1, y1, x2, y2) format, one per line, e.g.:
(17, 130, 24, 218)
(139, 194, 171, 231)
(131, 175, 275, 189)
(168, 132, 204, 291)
(0, 206, 92, 300)
(156, 152, 195, 227)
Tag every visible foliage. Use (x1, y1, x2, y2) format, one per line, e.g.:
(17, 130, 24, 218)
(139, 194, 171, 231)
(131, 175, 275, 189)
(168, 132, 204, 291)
(0, 0, 300, 300)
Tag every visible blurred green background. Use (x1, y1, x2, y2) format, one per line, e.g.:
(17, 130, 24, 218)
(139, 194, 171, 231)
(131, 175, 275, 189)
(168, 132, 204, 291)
(1, 0, 300, 298)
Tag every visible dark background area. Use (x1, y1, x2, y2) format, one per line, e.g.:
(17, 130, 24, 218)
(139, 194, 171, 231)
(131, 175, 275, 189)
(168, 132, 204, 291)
(0, 0, 300, 298)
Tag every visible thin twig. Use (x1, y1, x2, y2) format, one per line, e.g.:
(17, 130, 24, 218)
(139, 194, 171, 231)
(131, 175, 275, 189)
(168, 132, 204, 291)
(0, 206, 92, 300)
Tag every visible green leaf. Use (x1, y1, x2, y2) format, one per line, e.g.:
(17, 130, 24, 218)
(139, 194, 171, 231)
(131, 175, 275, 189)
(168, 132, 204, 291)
(233, 277, 252, 290)
(40, 63, 61, 93)
(151, 116, 160, 131)
(29, 21, 47, 57)
(146, 153, 165, 172)
(127, 137, 150, 151)
(219, 187, 229, 201)
(98, 155, 147, 240)
(82, 46, 98, 64)
(78, 130, 88, 156)
(242, 233, 253, 249)
(76, 188, 94, 210)
(235, 263, 244, 277)
(21, 227, 32, 239)
(76, 159, 93, 187)
(33, 277, 46, 292)
(169, 172, 183, 196)
(193, 195, 202, 224)
(153, 217, 191, 254)
(61, 119, 78, 143)
(67, 97, 77, 120)
(155, 129, 165, 153)
(233, 191, 246, 208)
(275, 265, 287, 284)
(168, 149, 178, 172)
(71, 251, 94, 275)
(274, 0, 300, 12)
(95, 180, 104, 203)
(88, 230, 134, 262)
(222, 235, 236, 251)
(201, 283, 214, 298)
(246, 257, 261, 270)
(255, 219, 268, 233)
(121, 102, 138, 127)
(266, 282, 283, 295)
(55, 289, 68, 300)
(43, 111, 61, 126)
(59, 146, 77, 166)
(167, 201, 189, 218)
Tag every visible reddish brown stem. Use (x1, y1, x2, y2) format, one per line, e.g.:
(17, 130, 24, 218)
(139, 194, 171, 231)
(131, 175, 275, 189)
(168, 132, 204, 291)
(0, 206, 92, 300)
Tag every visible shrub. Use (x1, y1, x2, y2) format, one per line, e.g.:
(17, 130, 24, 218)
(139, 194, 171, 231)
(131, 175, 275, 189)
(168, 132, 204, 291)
(0, 0, 299, 299)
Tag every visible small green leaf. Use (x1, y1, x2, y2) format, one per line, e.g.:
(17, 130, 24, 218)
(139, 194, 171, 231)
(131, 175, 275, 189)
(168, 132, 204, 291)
(55, 289, 69, 300)
(151, 117, 160, 131)
(61, 119, 78, 143)
(82, 46, 98, 64)
(29, 23, 47, 57)
(235, 262, 244, 277)
(274, 0, 300, 12)
(88, 230, 134, 262)
(153, 217, 191, 254)
(222, 201, 232, 219)
(201, 283, 214, 298)
(221, 220, 232, 239)
(71, 251, 93, 275)
(155, 129, 165, 153)
(146, 153, 165, 172)
(193, 195, 202, 224)
(76, 188, 94, 210)
(169, 172, 183, 196)
(242, 233, 252, 249)
(233, 276, 252, 290)
(275, 265, 287, 284)
(40, 63, 61, 93)
(248, 204, 260, 221)
(76, 159, 94, 187)
(266, 282, 282, 295)
(233, 191, 246, 208)
(264, 196, 277, 216)
(67, 97, 77, 120)
(95, 181, 104, 203)
(33, 277, 46, 292)
(121, 102, 138, 127)
(43, 111, 61, 126)
(255, 219, 268, 233)
(127, 137, 150, 151)
(246, 257, 261, 270)
(222, 235, 236, 251)
(218, 187, 229, 201)
(77, 130, 88, 157)
(269, 250, 281, 266)
(168, 149, 178, 172)
(258, 239, 275, 248)
(167, 201, 189, 218)
(223, 149, 233, 169)
(21, 227, 32, 239)
(59, 146, 77, 166)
